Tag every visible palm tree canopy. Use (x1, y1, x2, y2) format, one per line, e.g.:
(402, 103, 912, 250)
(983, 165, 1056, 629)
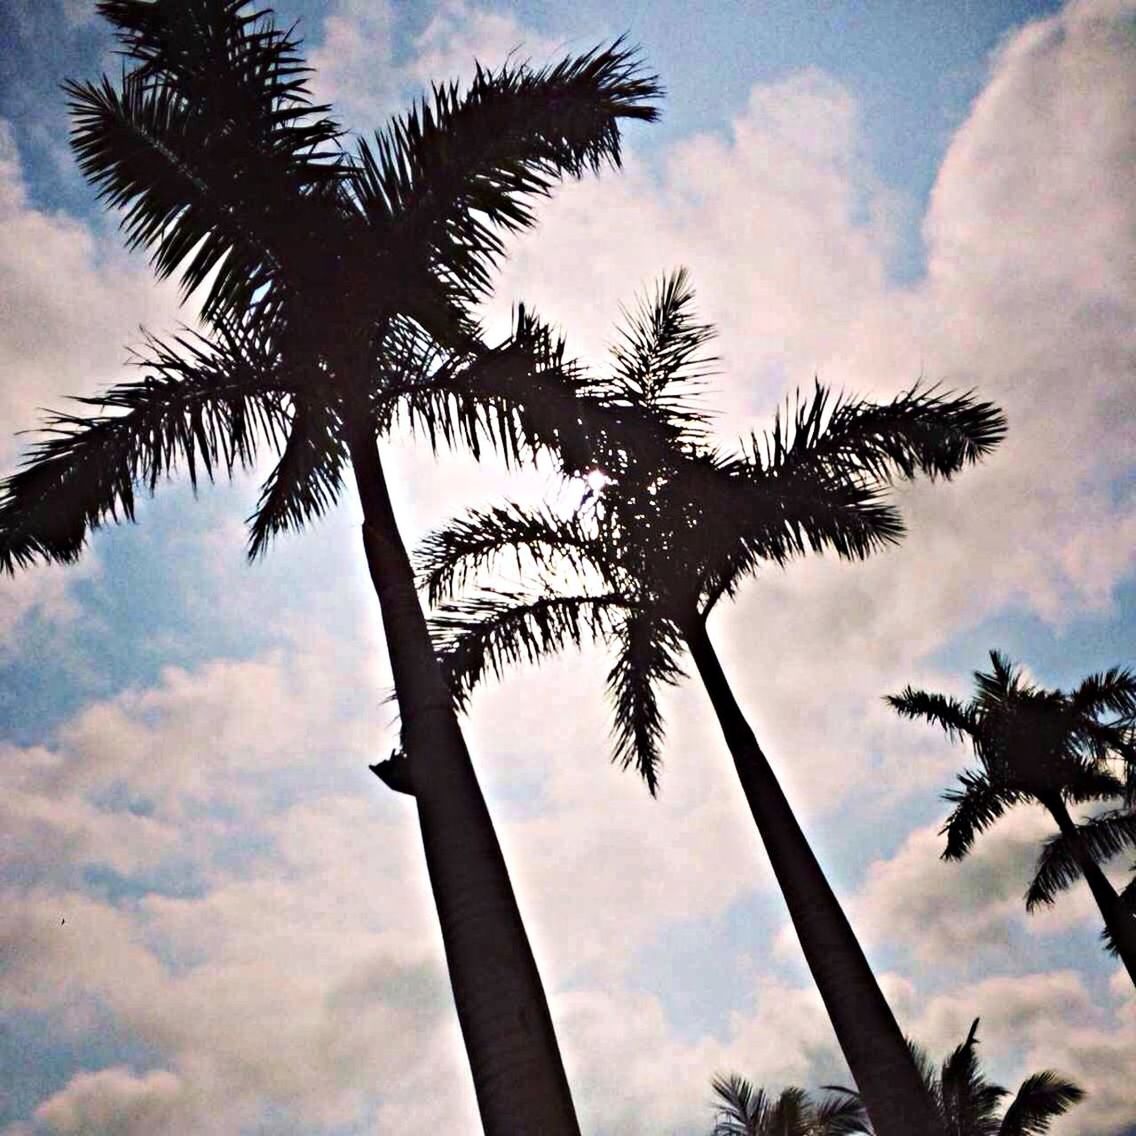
(888, 652, 1136, 867)
(709, 1073, 869, 1136)
(1, 0, 662, 573)
(420, 270, 1006, 791)
(837, 1019, 1084, 1136)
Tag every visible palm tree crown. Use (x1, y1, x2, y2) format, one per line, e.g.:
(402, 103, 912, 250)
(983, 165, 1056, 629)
(835, 1017, 1084, 1136)
(419, 269, 1005, 1136)
(421, 270, 1006, 791)
(0, 3, 662, 1131)
(1, 0, 661, 572)
(888, 652, 1136, 980)
(709, 1074, 868, 1136)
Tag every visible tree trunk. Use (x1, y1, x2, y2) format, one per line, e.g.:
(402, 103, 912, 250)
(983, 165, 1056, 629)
(1045, 796, 1136, 989)
(683, 618, 944, 1136)
(347, 426, 581, 1135)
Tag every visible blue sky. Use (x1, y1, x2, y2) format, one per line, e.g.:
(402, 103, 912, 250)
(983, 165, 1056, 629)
(2, 1, 1135, 1133)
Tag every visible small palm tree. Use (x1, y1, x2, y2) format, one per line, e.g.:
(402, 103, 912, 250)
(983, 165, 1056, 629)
(418, 270, 1006, 1136)
(0, 2, 660, 1131)
(709, 1074, 868, 1136)
(839, 1018, 1085, 1136)
(888, 652, 1136, 986)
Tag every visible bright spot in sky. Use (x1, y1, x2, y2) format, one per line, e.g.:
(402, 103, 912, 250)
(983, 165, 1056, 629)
(585, 468, 611, 494)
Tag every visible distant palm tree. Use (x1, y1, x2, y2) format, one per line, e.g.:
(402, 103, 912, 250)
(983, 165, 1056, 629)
(0, 2, 660, 1130)
(888, 651, 1136, 986)
(419, 270, 1006, 1136)
(709, 1074, 868, 1136)
(838, 1018, 1085, 1136)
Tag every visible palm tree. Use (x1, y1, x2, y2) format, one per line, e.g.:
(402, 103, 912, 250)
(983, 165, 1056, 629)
(888, 652, 1136, 986)
(0, 2, 660, 1130)
(840, 1018, 1084, 1136)
(709, 1074, 868, 1136)
(418, 270, 1006, 1135)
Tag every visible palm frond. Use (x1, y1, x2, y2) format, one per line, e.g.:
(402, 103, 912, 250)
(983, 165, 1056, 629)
(430, 589, 624, 708)
(605, 606, 685, 794)
(746, 382, 1006, 489)
(939, 1018, 1006, 1136)
(416, 503, 606, 606)
(710, 1073, 764, 1135)
(350, 39, 660, 304)
(940, 770, 1024, 860)
(588, 267, 717, 446)
(247, 395, 347, 557)
(998, 1071, 1085, 1136)
(1069, 665, 1136, 719)
(1101, 868, 1136, 956)
(71, 2, 344, 326)
(372, 305, 600, 471)
(886, 688, 980, 743)
(1026, 810, 1136, 908)
(692, 448, 905, 610)
(813, 1088, 871, 1135)
(0, 329, 284, 572)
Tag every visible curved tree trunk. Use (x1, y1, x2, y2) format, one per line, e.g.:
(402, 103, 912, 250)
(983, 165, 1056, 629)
(348, 426, 581, 1135)
(1045, 797, 1136, 989)
(683, 618, 944, 1136)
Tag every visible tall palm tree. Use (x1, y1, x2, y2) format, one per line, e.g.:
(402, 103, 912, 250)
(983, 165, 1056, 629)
(888, 652, 1136, 986)
(840, 1018, 1085, 1136)
(709, 1074, 868, 1136)
(417, 271, 1006, 1135)
(0, 2, 660, 1130)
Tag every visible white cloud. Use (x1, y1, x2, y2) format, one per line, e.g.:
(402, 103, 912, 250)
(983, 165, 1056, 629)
(34, 1068, 185, 1136)
(409, 0, 560, 90)
(307, 0, 397, 130)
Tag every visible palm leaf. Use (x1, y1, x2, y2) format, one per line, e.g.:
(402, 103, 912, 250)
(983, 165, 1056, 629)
(939, 1018, 1006, 1136)
(1069, 666, 1136, 719)
(0, 329, 284, 572)
(1026, 810, 1136, 908)
(246, 395, 347, 557)
(710, 1073, 765, 1135)
(350, 40, 660, 306)
(998, 1071, 1085, 1135)
(605, 606, 685, 794)
(588, 267, 716, 447)
(813, 1089, 871, 1135)
(747, 382, 1007, 489)
(886, 688, 980, 743)
(430, 590, 624, 709)
(416, 503, 606, 606)
(70, 1, 344, 326)
(940, 770, 1024, 860)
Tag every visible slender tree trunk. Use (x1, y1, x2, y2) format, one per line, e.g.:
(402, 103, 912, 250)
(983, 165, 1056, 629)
(347, 425, 581, 1135)
(682, 617, 944, 1136)
(1045, 796, 1136, 988)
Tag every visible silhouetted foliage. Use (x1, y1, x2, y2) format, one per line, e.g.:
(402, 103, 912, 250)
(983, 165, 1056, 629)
(834, 1017, 1085, 1136)
(709, 1074, 868, 1135)
(889, 652, 1136, 982)
(0, 3, 663, 1131)
(420, 269, 1005, 1136)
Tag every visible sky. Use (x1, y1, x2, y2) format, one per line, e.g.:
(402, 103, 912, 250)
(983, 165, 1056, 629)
(1, 0, 1135, 1133)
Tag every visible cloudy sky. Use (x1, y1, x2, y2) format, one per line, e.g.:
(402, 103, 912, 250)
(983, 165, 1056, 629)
(2, 0, 1135, 1132)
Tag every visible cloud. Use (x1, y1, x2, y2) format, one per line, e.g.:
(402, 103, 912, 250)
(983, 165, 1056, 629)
(34, 1068, 184, 1136)
(909, 970, 1136, 1136)
(0, 118, 184, 645)
(408, 0, 560, 90)
(307, 0, 397, 130)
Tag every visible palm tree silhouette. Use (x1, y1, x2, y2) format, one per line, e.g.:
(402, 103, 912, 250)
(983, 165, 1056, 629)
(0, 2, 660, 1130)
(837, 1017, 1084, 1136)
(418, 270, 1006, 1135)
(709, 1074, 868, 1135)
(888, 651, 1136, 987)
